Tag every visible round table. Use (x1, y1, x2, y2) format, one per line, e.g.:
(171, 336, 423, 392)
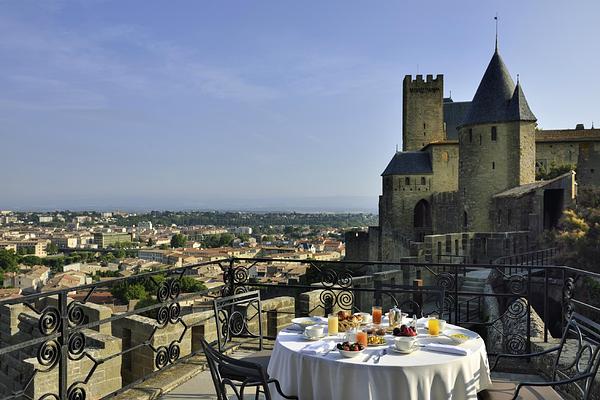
(267, 323, 492, 400)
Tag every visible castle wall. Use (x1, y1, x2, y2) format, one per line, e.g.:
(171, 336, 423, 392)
(577, 142, 600, 187)
(492, 172, 576, 238)
(379, 174, 433, 246)
(431, 191, 460, 234)
(427, 143, 459, 193)
(518, 122, 537, 185)
(344, 231, 370, 261)
(459, 121, 535, 232)
(535, 142, 578, 173)
(402, 74, 444, 151)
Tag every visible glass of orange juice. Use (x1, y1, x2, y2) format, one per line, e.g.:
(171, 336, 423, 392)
(328, 313, 339, 336)
(356, 330, 368, 347)
(428, 316, 440, 336)
(372, 306, 382, 325)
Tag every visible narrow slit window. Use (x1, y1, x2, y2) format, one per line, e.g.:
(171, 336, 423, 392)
(491, 126, 497, 141)
(469, 129, 473, 143)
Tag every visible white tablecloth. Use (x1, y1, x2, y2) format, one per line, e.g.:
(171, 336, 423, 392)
(267, 323, 492, 400)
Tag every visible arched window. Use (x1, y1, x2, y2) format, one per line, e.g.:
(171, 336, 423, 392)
(463, 211, 468, 228)
(405, 177, 410, 186)
(491, 126, 497, 141)
(421, 177, 426, 185)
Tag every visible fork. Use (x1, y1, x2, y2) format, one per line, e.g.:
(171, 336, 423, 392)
(373, 349, 387, 364)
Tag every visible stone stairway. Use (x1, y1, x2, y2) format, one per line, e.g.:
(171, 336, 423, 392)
(456, 269, 490, 324)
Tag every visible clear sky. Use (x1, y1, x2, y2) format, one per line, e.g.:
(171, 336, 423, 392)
(1, 0, 599, 212)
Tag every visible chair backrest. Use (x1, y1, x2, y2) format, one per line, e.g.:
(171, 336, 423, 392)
(200, 337, 271, 400)
(552, 313, 600, 400)
(374, 283, 446, 320)
(213, 290, 263, 352)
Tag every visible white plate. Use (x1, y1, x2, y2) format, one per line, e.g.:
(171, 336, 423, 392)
(301, 332, 326, 341)
(389, 345, 419, 354)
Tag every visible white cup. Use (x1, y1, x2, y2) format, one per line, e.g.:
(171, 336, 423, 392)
(394, 336, 417, 352)
(438, 320, 447, 332)
(305, 325, 325, 338)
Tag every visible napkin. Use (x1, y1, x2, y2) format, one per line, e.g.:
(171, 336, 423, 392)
(423, 343, 471, 356)
(300, 341, 336, 355)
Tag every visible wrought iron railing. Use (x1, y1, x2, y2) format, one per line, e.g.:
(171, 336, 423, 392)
(0, 257, 599, 400)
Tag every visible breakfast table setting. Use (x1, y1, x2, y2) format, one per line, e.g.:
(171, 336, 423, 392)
(267, 308, 492, 400)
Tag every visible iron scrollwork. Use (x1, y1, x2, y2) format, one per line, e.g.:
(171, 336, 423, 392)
(67, 384, 86, 400)
(436, 272, 455, 291)
(68, 332, 86, 357)
(67, 302, 85, 327)
(37, 339, 60, 370)
(155, 346, 169, 369)
(508, 275, 526, 295)
(504, 333, 527, 354)
(154, 341, 181, 369)
(39, 306, 61, 335)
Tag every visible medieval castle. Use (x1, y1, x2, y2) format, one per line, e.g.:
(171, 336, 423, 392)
(346, 46, 600, 264)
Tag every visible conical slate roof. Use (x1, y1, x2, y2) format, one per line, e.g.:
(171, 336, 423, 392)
(462, 50, 535, 126)
(507, 82, 536, 122)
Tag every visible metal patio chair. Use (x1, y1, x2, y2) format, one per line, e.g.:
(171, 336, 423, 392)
(201, 337, 297, 400)
(481, 312, 600, 400)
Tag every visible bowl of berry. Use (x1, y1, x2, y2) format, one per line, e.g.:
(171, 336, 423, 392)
(336, 341, 365, 358)
(392, 324, 418, 337)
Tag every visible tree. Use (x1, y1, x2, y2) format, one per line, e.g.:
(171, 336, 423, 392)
(180, 277, 206, 293)
(46, 242, 59, 255)
(20, 255, 43, 266)
(170, 234, 187, 248)
(111, 282, 149, 303)
(0, 249, 19, 272)
(147, 238, 155, 247)
(536, 163, 575, 181)
(546, 187, 600, 273)
(159, 244, 169, 250)
(238, 233, 251, 243)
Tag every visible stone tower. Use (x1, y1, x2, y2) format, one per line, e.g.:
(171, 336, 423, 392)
(459, 49, 537, 232)
(402, 74, 445, 151)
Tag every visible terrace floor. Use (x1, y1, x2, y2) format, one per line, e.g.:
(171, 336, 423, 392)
(155, 346, 553, 400)
(159, 347, 266, 400)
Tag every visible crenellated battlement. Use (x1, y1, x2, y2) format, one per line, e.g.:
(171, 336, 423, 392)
(404, 74, 443, 85)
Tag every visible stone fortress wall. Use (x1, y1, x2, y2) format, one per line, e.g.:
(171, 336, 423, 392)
(459, 121, 537, 233)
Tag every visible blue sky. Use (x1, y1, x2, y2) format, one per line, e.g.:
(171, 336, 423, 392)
(1, 1, 599, 211)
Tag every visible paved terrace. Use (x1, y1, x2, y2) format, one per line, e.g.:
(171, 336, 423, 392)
(0, 257, 598, 400)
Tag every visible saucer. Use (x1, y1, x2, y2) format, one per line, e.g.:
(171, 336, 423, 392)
(390, 345, 418, 354)
(301, 332, 326, 341)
